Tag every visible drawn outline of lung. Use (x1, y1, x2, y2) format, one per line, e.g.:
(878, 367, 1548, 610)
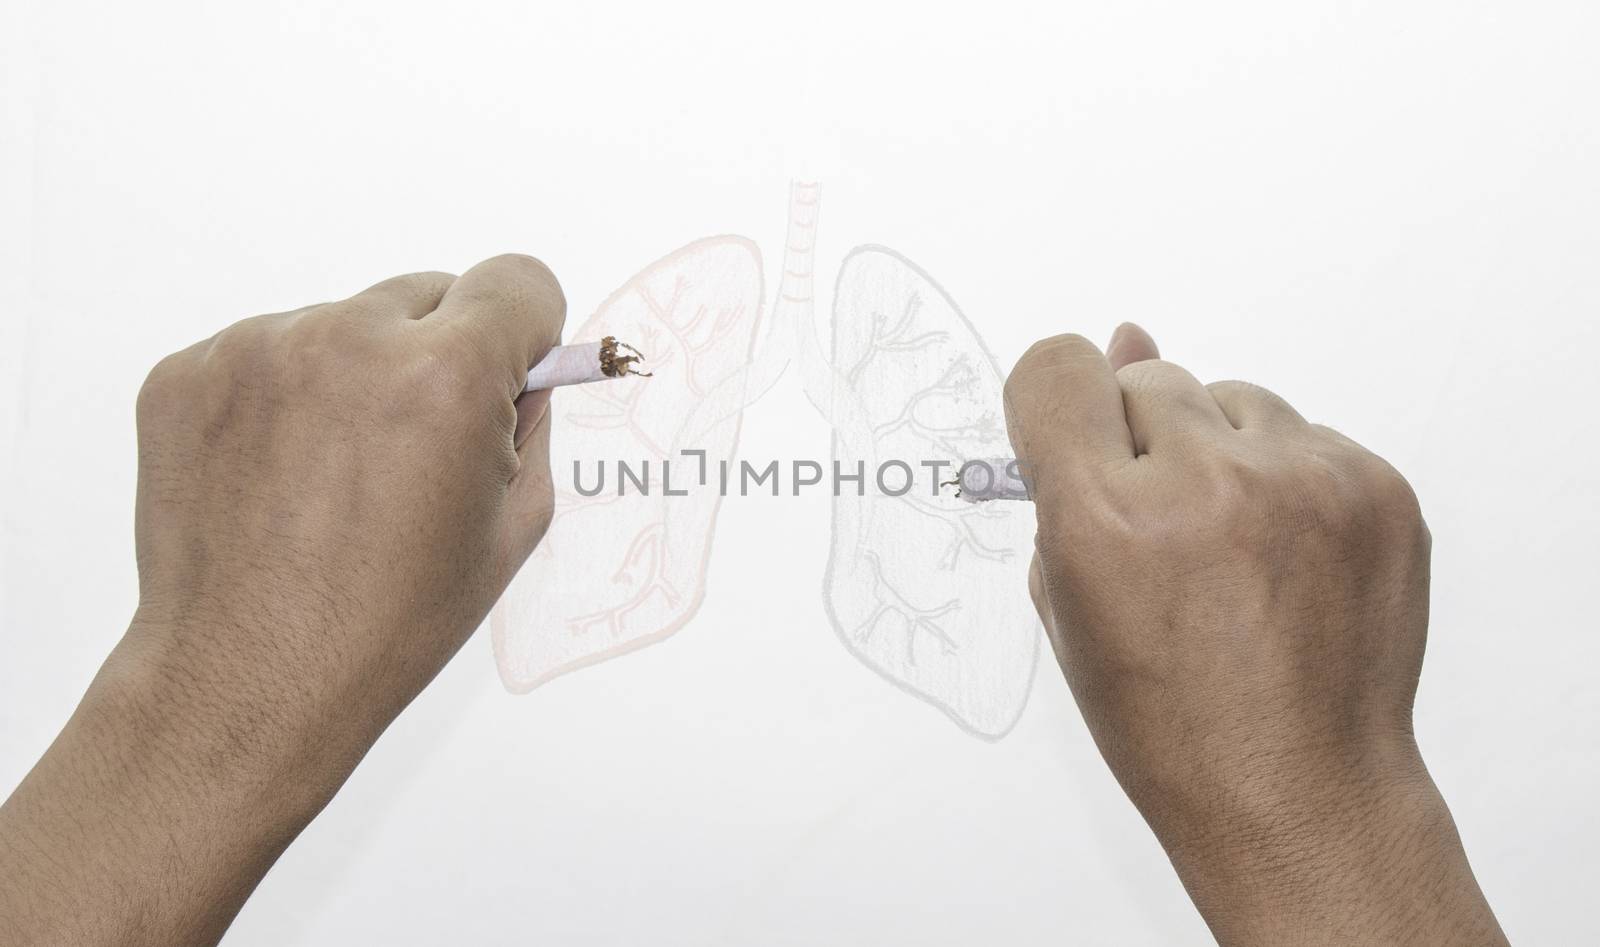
(490, 183, 1041, 739)
(759, 181, 1039, 740)
(490, 238, 764, 691)
(818, 247, 1039, 739)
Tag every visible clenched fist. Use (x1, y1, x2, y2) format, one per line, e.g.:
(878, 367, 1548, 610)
(0, 255, 564, 946)
(129, 256, 563, 755)
(1005, 324, 1507, 946)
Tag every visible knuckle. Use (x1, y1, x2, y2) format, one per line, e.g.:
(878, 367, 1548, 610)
(1208, 380, 1306, 430)
(1275, 453, 1362, 530)
(1114, 358, 1190, 392)
(365, 270, 457, 312)
(1312, 476, 1373, 539)
(489, 252, 557, 284)
(1182, 456, 1270, 547)
(1005, 334, 1100, 405)
(300, 309, 377, 350)
(204, 315, 272, 369)
(1012, 333, 1097, 375)
(451, 256, 568, 349)
(190, 319, 283, 404)
(483, 253, 565, 306)
(1308, 423, 1360, 449)
(1116, 448, 1278, 552)
(136, 350, 196, 421)
(324, 294, 386, 321)
(280, 313, 373, 387)
(1054, 422, 1430, 574)
(1113, 358, 1160, 384)
(1276, 445, 1422, 551)
(1207, 378, 1267, 396)
(406, 270, 458, 292)
(1206, 378, 1268, 405)
(1358, 454, 1423, 521)
(1416, 515, 1434, 554)
(1307, 425, 1421, 516)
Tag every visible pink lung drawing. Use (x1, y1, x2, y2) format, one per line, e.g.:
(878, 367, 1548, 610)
(490, 238, 765, 691)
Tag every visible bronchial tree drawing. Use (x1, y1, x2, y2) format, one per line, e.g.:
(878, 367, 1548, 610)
(490, 237, 765, 691)
(491, 183, 1041, 739)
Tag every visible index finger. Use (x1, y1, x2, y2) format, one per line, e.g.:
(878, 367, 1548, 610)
(1002, 333, 1136, 503)
(429, 254, 566, 397)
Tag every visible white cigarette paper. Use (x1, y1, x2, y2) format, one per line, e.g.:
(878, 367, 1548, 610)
(523, 337, 649, 393)
(525, 341, 606, 390)
(954, 457, 1030, 503)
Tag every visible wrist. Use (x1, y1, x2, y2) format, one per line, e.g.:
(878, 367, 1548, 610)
(99, 612, 374, 823)
(0, 626, 352, 946)
(1157, 761, 1507, 945)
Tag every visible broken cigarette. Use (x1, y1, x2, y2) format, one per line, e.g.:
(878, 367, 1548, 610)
(523, 336, 651, 393)
(943, 457, 1031, 503)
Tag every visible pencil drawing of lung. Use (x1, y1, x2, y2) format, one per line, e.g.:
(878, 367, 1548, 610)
(790, 204, 1039, 738)
(828, 251, 1038, 736)
(489, 182, 1040, 738)
(490, 239, 764, 691)
(766, 183, 1040, 738)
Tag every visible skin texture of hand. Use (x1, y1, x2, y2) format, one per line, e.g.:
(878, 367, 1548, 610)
(1005, 324, 1508, 946)
(0, 256, 564, 946)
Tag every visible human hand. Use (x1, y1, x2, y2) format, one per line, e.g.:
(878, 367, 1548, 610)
(0, 255, 563, 946)
(1004, 325, 1506, 945)
(124, 255, 564, 778)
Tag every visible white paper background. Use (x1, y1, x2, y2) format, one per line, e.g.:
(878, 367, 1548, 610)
(2, 1, 1597, 943)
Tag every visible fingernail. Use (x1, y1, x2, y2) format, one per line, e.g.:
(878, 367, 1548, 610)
(514, 388, 552, 450)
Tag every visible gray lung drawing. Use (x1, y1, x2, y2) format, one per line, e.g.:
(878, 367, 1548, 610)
(819, 246, 1041, 740)
(772, 182, 1041, 739)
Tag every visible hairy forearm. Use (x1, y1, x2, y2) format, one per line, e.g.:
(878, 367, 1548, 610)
(0, 623, 357, 946)
(1157, 764, 1509, 946)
